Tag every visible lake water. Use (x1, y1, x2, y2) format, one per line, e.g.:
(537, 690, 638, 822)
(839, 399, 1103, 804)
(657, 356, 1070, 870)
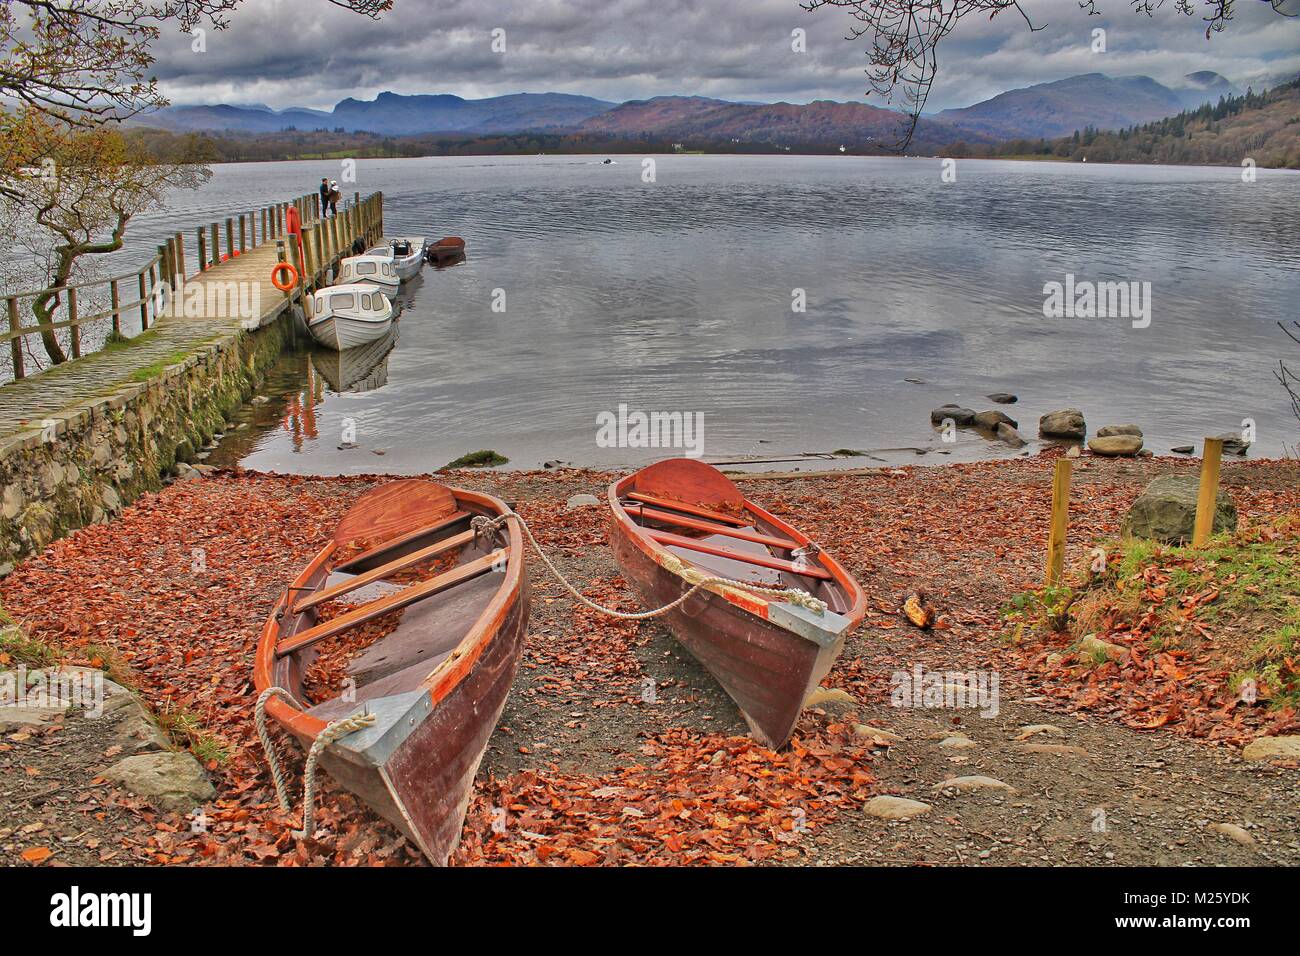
(120, 154, 1299, 473)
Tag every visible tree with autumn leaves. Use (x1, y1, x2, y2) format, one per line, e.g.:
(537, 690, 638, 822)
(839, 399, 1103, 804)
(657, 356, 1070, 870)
(0, 0, 392, 367)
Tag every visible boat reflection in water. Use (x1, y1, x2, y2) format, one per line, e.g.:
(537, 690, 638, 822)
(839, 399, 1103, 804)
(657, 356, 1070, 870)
(310, 324, 399, 394)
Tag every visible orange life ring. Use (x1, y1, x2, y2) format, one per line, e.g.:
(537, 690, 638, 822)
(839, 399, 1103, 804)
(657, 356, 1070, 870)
(270, 262, 298, 292)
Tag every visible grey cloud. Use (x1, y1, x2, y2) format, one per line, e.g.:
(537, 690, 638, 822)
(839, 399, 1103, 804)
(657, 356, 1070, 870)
(150, 0, 1300, 111)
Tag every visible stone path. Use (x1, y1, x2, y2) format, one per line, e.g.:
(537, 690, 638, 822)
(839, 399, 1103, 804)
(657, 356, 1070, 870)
(0, 241, 292, 442)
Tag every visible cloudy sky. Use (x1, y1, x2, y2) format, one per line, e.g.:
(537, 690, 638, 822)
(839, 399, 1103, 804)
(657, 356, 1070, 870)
(151, 0, 1300, 111)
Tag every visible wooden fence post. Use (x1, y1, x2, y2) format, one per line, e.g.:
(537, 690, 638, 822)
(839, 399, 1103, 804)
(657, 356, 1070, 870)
(175, 232, 185, 280)
(67, 287, 80, 358)
(138, 271, 149, 331)
(1044, 458, 1072, 586)
(7, 296, 22, 379)
(1192, 438, 1225, 548)
(110, 280, 121, 336)
(209, 223, 219, 267)
(197, 227, 207, 273)
(239, 215, 247, 252)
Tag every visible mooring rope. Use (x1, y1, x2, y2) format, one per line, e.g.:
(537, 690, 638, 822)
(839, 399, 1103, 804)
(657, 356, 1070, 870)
(471, 510, 828, 620)
(254, 686, 376, 839)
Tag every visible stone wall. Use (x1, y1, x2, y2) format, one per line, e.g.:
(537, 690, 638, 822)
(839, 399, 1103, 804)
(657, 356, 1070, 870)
(0, 315, 292, 574)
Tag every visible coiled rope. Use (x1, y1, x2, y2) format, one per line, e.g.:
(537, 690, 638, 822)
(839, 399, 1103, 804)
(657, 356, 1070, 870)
(471, 510, 828, 619)
(254, 686, 376, 839)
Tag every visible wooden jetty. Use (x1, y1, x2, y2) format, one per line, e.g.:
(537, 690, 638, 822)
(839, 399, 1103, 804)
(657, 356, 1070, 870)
(3, 190, 384, 383)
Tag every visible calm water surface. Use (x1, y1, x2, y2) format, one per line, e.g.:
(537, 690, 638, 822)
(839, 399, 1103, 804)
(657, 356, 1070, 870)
(120, 155, 1299, 473)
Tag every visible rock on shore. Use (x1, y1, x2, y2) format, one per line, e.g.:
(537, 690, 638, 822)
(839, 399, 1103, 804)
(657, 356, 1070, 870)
(1121, 474, 1238, 544)
(1039, 409, 1086, 440)
(1088, 435, 1144, 457)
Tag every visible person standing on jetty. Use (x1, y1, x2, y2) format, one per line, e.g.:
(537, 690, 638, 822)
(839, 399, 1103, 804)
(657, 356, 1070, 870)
(319, 177, 331, 217)
(328, 180, 341, 218)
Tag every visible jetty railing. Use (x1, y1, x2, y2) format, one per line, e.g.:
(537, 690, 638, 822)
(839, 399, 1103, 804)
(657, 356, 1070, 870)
(1, 189, 382, 382)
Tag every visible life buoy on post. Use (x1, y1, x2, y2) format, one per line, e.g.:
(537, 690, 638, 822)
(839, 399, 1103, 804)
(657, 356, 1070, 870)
(271, 262, 298, 292)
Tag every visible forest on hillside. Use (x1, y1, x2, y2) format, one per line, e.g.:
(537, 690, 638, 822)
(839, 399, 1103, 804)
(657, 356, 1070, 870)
(965, 77, 1300, 169)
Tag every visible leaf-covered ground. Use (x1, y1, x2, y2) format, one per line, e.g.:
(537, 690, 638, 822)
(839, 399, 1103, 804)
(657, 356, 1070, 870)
(2, 455, 1298, 866)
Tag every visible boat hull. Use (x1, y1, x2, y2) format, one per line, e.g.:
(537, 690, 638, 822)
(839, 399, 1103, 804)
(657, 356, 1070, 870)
(315, 572, 529, 863)
(308, 313, 393, 351)
(610, 525, 842, 749)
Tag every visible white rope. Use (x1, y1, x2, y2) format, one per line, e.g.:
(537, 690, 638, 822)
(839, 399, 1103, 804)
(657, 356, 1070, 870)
(254, 686, 376, 840)
(472, 510, 828, 620)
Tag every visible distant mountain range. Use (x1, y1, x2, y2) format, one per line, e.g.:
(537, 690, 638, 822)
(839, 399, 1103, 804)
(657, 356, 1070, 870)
(138, 72, 1249, 148)
(933, 72, 1243, 140)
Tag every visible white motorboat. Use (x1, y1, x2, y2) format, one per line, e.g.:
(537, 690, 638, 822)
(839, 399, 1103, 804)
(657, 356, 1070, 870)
(306, 283, 394, 351)
(381, 237, 426, 282)
(337, 252, 399, 289)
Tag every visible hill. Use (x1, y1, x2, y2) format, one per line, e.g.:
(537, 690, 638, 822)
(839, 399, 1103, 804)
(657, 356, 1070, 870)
(976, 77, 1300, 169)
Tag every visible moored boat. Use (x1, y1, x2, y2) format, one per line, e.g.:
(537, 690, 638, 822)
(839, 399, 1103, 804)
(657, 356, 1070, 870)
(337, 252, 400, 289)
(427, 236, 466, 265)
(254, 479, 530, 865)
(306, 283, 394, 351)
(608, 458, 866, 748)
(384, 237, 426, 281)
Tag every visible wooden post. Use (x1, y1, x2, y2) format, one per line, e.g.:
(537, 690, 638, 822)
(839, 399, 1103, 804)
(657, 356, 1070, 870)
(110, 279, 121, 335)
(303, 225, 316, 290)
(239, 215, 247, 252)
(7, 296, 22, 379)
(67, 287, 80, 358)
(148, 261, 158, 324)
(209, 223, 219, 267)
(138, 271, 149, 331)
(175, 232, 186, 280)
(1044, 458, 1072, 586)
(1192, 438, 1225, 548)
(225, 217, 234, 259)
(197, 227, 207, 273)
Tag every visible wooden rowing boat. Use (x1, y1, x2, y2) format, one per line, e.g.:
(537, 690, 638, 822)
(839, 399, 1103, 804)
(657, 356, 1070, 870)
(608, 459, 866, 749)
(254, 479, 529, 864)
(427, 236, 466, 265)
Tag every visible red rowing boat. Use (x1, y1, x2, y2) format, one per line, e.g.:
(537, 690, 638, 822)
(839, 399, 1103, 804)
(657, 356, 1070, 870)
(609, 459, 866, 749)
(427, 236, 466, 264)
(254, 479, 529, 864)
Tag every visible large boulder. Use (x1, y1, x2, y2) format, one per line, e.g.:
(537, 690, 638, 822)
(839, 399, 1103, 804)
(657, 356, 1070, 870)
(1039, 409, 1086, 440)
(1088, 435, 1143, 457)
(1121, 475, 1238, 544)
(974, 410, 1018, 431)
(101, 752, 214, 812)
(930, 405, 975, 427)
